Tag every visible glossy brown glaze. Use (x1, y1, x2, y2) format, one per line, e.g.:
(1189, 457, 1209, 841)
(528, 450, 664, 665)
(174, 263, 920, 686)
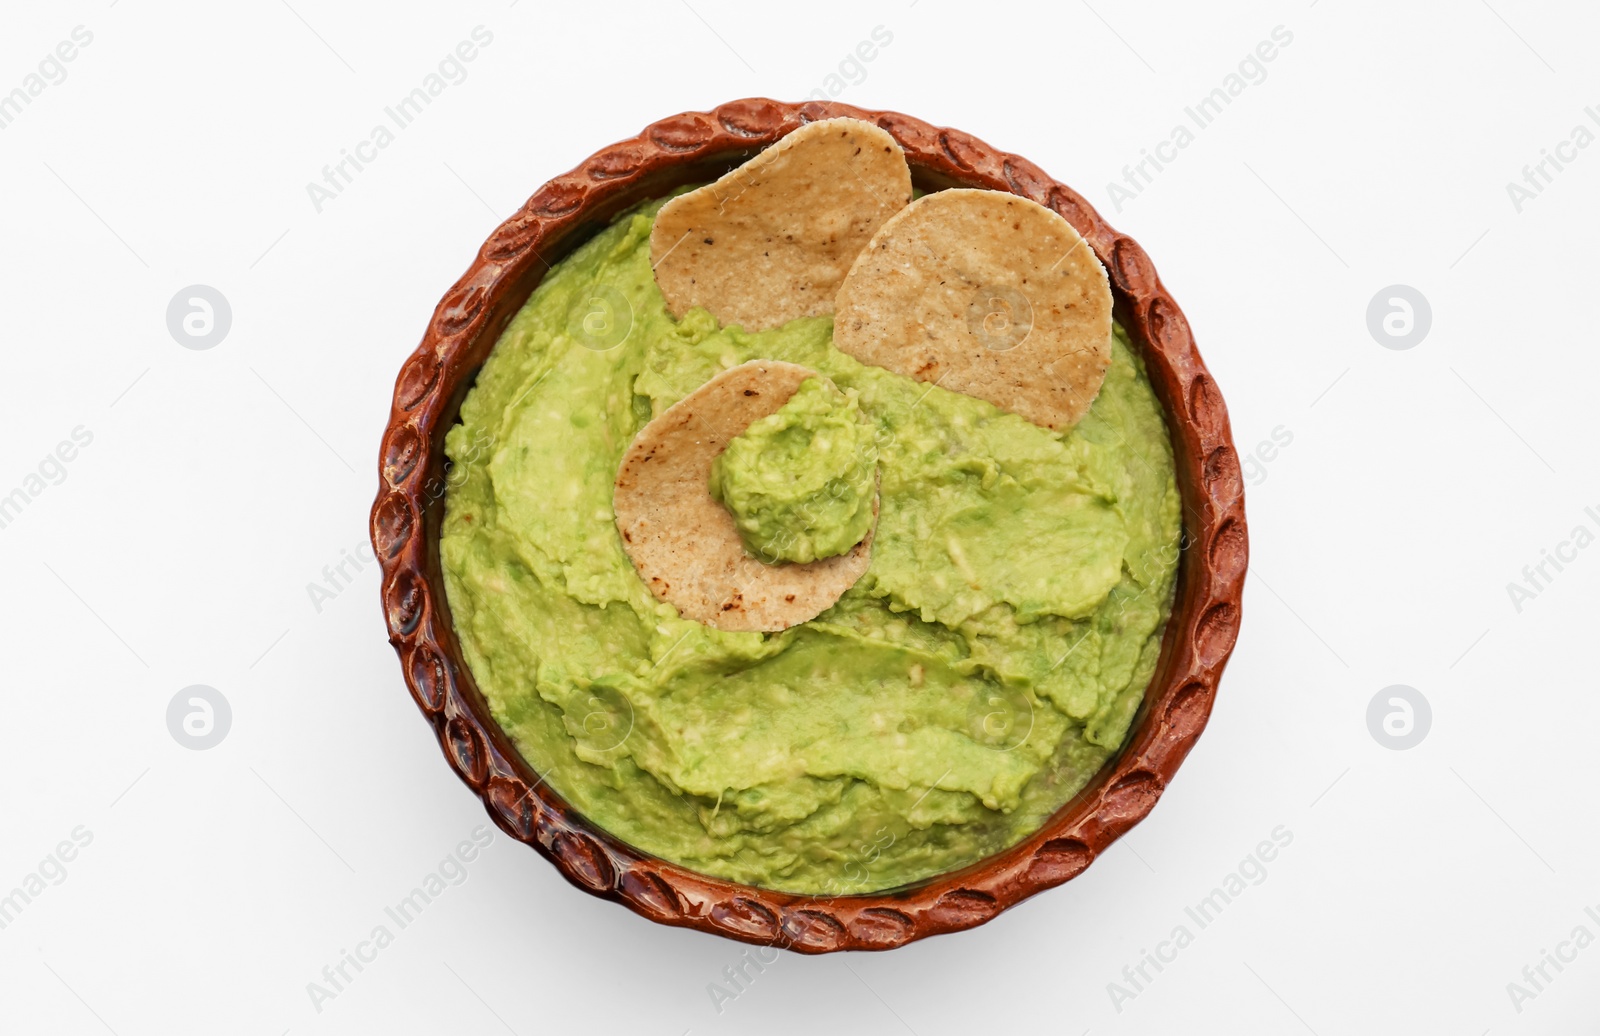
(370, 98, 1247, 953)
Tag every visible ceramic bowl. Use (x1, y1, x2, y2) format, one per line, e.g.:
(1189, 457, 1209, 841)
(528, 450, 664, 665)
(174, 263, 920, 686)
(370, 98, 1247, 953)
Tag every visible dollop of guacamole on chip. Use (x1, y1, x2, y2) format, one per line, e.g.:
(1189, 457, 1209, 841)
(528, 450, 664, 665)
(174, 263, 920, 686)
(709, 377, 876, 565)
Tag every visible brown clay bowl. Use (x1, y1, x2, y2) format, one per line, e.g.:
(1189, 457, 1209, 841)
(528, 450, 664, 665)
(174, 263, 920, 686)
(370, 98, 1247, 953)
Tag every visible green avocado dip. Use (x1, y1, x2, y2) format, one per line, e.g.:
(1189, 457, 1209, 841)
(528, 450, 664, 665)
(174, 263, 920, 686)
(440, 194, 1181, 895)
(709, 377, 876, 565)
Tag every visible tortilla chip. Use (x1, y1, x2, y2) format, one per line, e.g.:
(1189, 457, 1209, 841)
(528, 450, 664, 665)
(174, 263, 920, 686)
(614, 360, 877, 632)
(649, 118, 911, 332)
(833, 188, 1114, 431)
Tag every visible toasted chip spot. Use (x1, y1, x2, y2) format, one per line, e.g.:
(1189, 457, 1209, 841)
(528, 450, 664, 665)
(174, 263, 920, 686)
(649, 118, 912, 332)
(614, 361, 878, 632)
(833, 189, 1114, 431)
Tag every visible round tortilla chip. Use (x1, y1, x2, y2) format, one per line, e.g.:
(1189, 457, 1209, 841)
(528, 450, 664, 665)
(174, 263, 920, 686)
(833, 188, 1114, 432)
(614, 360, 877, 632)
(649, 117, 911, 332)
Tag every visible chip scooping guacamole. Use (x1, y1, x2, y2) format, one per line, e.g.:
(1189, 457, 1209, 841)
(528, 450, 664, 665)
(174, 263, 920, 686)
(440, 194, 1181, 895)
(709, 377, 876, 565)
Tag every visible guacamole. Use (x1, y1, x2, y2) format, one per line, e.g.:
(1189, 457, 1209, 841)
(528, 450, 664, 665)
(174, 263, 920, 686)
(709, 377, 876, 565)
(440, 195, 1181, 895)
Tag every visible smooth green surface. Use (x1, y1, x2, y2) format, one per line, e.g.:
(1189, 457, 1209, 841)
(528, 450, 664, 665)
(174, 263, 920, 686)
(440, 197, 1181, 895)
(709, 376, 876, 564)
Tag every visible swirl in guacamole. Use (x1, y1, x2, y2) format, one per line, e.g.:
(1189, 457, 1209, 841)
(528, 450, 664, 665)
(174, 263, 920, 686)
(709, 376, 876, 565)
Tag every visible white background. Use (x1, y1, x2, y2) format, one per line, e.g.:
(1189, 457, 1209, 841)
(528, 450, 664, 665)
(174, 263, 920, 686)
(2, 1, 1596, 1033)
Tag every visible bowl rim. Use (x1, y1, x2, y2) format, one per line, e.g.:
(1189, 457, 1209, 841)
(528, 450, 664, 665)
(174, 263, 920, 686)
(369, 97, 1247, 953)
